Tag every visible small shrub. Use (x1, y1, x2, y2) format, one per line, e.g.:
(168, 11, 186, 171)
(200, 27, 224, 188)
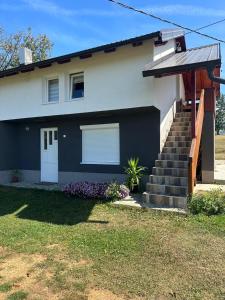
(105, 182, 130, 200)
(188, 188, 225, 215)
(124, 157, 147, 193)
(62, 181, 108, 199)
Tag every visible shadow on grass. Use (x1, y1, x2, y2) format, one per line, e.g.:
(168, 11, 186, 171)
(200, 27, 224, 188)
(0, 186, 109, 225)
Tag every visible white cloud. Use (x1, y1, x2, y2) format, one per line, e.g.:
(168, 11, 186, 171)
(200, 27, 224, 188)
(1, 1, 225, 19)
(22, 0, 122, 17)
(22, 0, 74, 17)
(143, 5, 225, 17)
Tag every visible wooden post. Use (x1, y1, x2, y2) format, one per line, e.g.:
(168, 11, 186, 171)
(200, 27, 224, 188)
(191, 70, 196, 138)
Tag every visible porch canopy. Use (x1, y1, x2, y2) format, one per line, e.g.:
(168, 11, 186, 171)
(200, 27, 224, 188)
(143, 43, 221, 98)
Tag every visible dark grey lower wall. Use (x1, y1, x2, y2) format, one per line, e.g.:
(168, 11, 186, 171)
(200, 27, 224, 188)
(0, 107, 160, 180)
(0, 123, 17, 170)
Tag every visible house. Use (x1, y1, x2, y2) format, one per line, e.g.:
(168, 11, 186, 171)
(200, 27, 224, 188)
(0, 28, 222, 209)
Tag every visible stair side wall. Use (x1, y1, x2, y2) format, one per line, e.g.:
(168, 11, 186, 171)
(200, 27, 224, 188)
(159, 75, 185, 151)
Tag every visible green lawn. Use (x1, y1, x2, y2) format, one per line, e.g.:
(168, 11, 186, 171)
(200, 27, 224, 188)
(216, 135, 225, 160)
(0, 187, 224, 299)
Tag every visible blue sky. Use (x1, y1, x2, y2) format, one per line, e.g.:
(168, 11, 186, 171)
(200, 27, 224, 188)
(1, 0, 225, 92)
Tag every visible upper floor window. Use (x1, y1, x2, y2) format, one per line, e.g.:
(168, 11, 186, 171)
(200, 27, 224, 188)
(48, 78, 59, 103)
(70, 73, 84, 100)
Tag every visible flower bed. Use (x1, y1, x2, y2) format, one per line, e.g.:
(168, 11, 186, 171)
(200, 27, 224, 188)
(62, 181, 129, 200)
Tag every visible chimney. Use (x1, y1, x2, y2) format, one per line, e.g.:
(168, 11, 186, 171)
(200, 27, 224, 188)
(19, 47, 33, 65)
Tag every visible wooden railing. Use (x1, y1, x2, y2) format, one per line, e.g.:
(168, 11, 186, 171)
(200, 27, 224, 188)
(188, 89, 205, 194)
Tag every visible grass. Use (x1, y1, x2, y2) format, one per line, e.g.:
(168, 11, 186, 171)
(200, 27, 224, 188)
(0, 187, 224, 299)
(215, 135, 225, 160)
(7, 291, 28, 300)
(0, 283, 12, 293)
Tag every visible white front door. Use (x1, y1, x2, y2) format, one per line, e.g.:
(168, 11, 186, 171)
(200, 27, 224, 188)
(41, 128, 58, 183)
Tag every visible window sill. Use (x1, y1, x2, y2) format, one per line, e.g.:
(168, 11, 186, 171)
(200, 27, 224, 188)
(80, 161, 120, 166)
(42, 101, 59, 105)
(65, 97, 84, 102)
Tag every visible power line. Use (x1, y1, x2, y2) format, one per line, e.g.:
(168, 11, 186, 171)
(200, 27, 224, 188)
(108, 0, 225, 44)
(185, 18, 225, 35)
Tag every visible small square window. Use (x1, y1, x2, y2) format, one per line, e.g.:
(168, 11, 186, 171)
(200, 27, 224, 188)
(48, 78, 59, 103)
(70, 73, 84, 99)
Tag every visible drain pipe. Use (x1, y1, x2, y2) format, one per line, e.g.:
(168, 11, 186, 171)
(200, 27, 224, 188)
(207, 66, 225, 85)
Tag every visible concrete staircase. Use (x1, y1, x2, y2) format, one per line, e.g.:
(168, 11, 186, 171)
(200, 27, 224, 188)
(143, 112, 192, 209)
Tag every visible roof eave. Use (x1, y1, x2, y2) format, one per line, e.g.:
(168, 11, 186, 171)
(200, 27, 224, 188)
(0, 31, 161, 79)
(142, 59, 221, 77)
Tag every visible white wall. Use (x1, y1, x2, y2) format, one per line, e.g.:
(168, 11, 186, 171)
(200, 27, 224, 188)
(152, 75, 177, 150)
(0, 37, 185, 154)
(0, 40, 155, 121)
(0, 39, 180, 123)
(152, 39, 184, 150)
(153, 39, 176, 61)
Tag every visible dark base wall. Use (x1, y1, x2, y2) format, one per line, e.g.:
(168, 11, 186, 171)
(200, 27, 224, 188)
(0, 123, 17, 170)
(0, 107, 160, 182)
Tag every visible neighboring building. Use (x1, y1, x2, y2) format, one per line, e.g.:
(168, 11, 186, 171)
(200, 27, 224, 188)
(0, 28, 222, 208)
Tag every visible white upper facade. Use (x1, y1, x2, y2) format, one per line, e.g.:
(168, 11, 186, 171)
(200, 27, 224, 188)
(0, 31, 185, 121)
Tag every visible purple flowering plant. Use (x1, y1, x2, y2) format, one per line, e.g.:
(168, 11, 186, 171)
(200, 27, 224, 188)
(62, 181, 129, 200)
(63, 181, 108, 199)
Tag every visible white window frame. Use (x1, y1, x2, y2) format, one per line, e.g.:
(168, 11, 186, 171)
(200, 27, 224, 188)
(47, 77, 59, 103)
(69, 72, 84, 101)
(43, 76, 60, 104)
(80, 123, 120, 165)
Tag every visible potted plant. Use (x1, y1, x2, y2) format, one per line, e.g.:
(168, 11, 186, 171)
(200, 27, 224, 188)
(124, 158, 147, 193)
(11, 170, 21, 183)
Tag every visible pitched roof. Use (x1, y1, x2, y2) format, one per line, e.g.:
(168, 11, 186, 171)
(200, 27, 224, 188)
(143, 43, 221, 77)
(0, 28, 185, 79)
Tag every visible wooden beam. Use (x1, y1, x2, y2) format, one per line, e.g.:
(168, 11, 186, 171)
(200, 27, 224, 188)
(104, 48, 116, 53)
(79, 53, 92, 60)
(38, 63, 52, 69)
(132, 41, 143, 47)
(57, 58, 71, 64)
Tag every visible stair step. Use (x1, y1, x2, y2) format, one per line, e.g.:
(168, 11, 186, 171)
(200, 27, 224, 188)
(152, 167, 188, 177)
(143, 110, 191, 209)
(176, 112, 191, 117)
(143, 192, 187, 209)
(166, 136, 192, 142)
(170, 125, 191, 131)
(146, 183, 187, 197)
(155, 160, 188, 169)
(165, 141, 191, 148)
(172, 121, 191, 127)
(149, 175, 188, 186)
(168, 131, 191, 137)
(174, 117, 192, 122)
(162, 147, 190, 154)
(158, 153, 188, 161)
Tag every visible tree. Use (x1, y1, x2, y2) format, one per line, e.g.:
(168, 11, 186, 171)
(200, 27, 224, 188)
(216, 93, 225, 135)
(0, 27, 53, 71)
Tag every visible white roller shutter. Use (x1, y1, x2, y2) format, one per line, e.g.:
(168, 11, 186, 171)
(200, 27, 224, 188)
(80, 123, 120, 165)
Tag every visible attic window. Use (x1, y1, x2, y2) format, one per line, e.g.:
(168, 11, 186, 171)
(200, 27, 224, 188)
(70, 73, 84, 99)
